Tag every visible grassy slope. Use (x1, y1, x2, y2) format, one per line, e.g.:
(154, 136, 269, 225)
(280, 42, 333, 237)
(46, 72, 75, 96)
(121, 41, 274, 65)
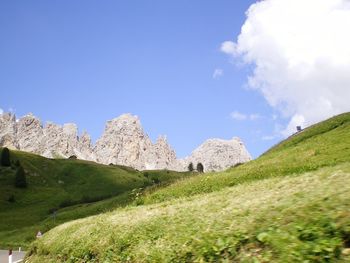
(142, 112, 350, 204)
(0, 150, 192, 248)
(26, 113, 350, 262)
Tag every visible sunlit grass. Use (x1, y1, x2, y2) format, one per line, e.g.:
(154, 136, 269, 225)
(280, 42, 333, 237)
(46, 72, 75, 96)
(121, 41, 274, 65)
(0, 150, 193, 248)
(28, 164, 350, 262)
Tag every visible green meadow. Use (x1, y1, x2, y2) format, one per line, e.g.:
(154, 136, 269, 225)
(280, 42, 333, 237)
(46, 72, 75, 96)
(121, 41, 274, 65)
(0, 150, 192, 248)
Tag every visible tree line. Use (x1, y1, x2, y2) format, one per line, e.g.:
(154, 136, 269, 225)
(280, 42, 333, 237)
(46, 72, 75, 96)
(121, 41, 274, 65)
(1, 147, 27, 188)
(188, 162, 204, 173)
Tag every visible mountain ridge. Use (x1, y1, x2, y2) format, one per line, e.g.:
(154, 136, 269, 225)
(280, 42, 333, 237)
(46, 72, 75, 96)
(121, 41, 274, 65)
(0, 112, 251, 172)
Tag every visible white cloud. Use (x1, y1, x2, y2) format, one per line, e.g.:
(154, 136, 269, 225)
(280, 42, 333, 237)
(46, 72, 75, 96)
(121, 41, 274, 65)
(213, 68, 224, 79)
(230, 111, 247, 120)
(223, 0, 350, 136)
(0, 108, 3, 115)
(230, 111, 261, 121)
(221, 41, 237, 56)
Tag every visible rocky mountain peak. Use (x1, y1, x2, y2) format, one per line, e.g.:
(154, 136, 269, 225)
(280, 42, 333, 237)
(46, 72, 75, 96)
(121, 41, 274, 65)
(94, 113, 152, 168)
(185, 137, 252, 172)
(105, 114, 142, 134)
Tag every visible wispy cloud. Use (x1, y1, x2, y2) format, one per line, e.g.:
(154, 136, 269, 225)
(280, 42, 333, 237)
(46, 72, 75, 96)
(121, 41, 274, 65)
(230, 111, 247, 121)
(212, 68, 223, 79)
(249, 113, 261, 120)
(262, 135, 276, 141)
(0, 108, 3, 115)
(230, 111, 261, 121)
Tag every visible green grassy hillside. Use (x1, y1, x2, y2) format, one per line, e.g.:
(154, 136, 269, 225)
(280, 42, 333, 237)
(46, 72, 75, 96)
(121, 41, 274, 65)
(0, 150, 192, 248)
(26, 113, 350, 262)
(141, 112, 350, 204)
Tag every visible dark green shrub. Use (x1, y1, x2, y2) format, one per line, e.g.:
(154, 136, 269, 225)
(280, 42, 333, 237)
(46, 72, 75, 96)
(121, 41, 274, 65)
(15, 165, 27, 188)
(197, 163, 204, 173)
(1, 147, 11, 167)
(188, 162, 194, 172)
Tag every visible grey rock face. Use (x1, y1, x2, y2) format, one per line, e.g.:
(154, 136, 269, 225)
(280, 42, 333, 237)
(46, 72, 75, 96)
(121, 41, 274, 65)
(42, 122, 93, 159)
(0, 113, 18, 149)
(16, 114, 44, 154)
(183, 137, 252, 172)
(42, 122, 64, 158)
(93, 114, 179, 170)
(144, 136, 178, 170)
(77, 131, 95, 160)
(0, 113, 95, 160)
(94, 114, 153, 169)
(0, 112, 252, 172)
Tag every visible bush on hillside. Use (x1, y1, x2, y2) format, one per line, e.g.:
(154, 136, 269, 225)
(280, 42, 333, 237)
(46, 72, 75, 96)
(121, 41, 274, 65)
(188, 162, 194, 172)
(197, 163, 204, 173)
(15, 164, 27, 188)
(68, 155, 77, 159)
(0, 147, 11, 167)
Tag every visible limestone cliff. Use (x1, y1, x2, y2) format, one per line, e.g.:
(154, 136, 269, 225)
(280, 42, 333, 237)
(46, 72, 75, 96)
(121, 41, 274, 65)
(184, 137, 252, 172)
(94, 114, 153, 169)
(0, 112, 251, 172)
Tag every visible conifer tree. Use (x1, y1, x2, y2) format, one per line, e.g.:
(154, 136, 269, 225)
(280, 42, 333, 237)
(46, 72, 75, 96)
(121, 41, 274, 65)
(197, 163, 204, 173)
(0, 147, 11, 167)
(188, 162, 194, 172)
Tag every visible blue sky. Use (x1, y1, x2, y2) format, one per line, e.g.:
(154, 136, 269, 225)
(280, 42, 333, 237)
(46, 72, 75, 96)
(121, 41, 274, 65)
(0, 0, 284, 158)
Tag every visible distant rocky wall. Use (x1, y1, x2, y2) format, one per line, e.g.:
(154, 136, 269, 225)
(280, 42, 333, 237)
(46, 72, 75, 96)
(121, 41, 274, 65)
(0, 112, 252, 172)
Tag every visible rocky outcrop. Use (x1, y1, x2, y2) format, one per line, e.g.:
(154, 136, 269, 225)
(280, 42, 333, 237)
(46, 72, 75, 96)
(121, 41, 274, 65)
(184, 138, 252, 172)
(0, 113, 95, 160)
(94, 114, 178, 170)
(42, 122, 94, 160)
(145, 136, 178, 170)
(0, 113, 18, 149)
(77, 131, 95, 160)
(0, 112, 252, 172)
(17, 114, 44, 154)
(94, 114, 153, 169)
